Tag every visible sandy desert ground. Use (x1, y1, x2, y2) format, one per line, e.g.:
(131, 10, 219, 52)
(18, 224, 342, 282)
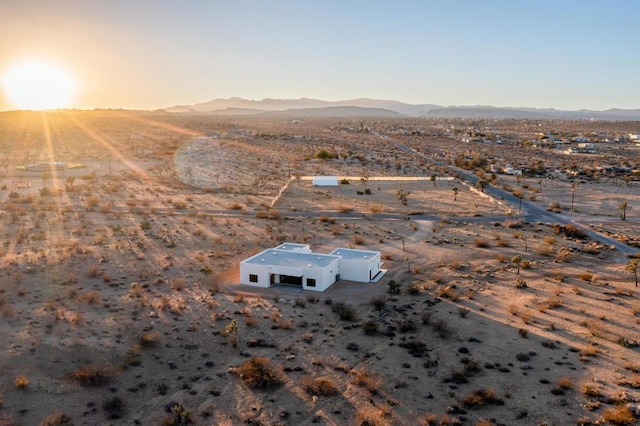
(0, 111, 639, 425)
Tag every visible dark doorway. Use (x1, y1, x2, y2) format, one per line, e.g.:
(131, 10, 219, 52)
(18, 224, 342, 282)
(280, 275, 303, 286)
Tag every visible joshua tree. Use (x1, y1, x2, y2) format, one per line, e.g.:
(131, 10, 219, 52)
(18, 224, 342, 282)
(512, 255, 523, 274)
(618, 201, 628, 221)
(396, 188, 411, 206)
(625, 258, 639, 287)
(430, 174, 437, 187)
(452, 187, 459, 201)
(476, 180, 488, 193)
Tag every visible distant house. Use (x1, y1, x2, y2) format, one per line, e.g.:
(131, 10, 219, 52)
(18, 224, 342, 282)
(239, 243, 383, 292)
(312, 176, 339, 186)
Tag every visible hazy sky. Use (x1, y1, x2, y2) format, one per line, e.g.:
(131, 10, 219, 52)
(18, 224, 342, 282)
(1, 0, 639, 111)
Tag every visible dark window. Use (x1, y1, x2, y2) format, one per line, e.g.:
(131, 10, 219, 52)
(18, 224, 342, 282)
(249, 274, 258, 283)
(306, 278, 316, 287)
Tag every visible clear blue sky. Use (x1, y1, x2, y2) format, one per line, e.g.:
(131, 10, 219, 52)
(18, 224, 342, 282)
(1, 0, 639, 111)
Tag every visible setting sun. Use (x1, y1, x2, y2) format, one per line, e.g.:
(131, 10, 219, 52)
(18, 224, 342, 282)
(2, 61, 76, 110)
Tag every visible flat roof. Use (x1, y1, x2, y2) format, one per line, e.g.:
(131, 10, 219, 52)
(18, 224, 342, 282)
(330, 247, 380, 260)
(274, 243, 310, 251)
(243, 249, 340, 268)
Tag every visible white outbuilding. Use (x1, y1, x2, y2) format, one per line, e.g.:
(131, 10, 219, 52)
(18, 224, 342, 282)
(312, 176, 339, 186)
(330, 248, 383, 282)
(239, 243, 383, 292)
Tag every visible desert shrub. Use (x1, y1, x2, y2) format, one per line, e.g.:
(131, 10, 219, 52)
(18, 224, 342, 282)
(362, 320, 379, 335)
(162, 402, 194, 426)
(102, 396, 126, 420)
(87, 265, 100, 278)
(437, 286, 458, 301)
(332, 302, 358, 321)
(547, 202, 562, 213)
(351, 369, 381, 393)
(432, 319, 451, 338)
(387, 280, 401, 294)
(460, 388, 503, 408)
(602, 405, 636, 425)
(398, 319, 417, 333)
(557, 377, 574, 390)
(318, 215, 336, 224)
(71, 364, 114, 387)
(581, 383, 601, 397)
(77, 290, 101, 305)
(301, 377, 339, 396)
(229, 202, 243, 210)
(340, 178, 349, 184)
(406, 283, 421, 295)
(172, 201, 187, 209)
(171, 277, 186, 291)
(294, 298, 306, 308)
(39, 410, 72, 426)
(473, 238, 491, 248)
(578, 272, 594, 282)
(140, 332, 160, 348)
(14, 375, 28, 389)
(370, 295, 387, 310)
(458, 307, 470, 318)
(235, 357, 285, 389)
(306, 294, 319, 304)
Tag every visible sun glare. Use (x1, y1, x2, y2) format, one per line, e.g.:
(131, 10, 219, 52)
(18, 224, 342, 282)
(2, 61, 76, 110)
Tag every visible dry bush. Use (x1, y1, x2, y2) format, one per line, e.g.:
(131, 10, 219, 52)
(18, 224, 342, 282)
(578, 272, 594, 282)
(39, 410, 72, 426)
(581, 383, 601, 397)
(437, 286, 459, 301)
(355, 405, 387, 426)
(353, 234, 365, 245)
(473, 238, 491, 248)
(602, 405, 636, 425)
(77, 290, 101, 305)
(338, 205, 353, 213)
(229, 202, 243, 210)
(351, 368, 382, 393)
(459, 388, 503, 408)
(171, 277, 186, 291)
(332, 302, 358, 321)
(87, 264, 100, 278)
(318, 215, 336, 224)
(235, 357, 285, 389)
(140, 332, 160, 348)
(301, 376, 339, 396)
(71, 364, 115, 387)
(14, 375, 28, 389)
(370, 295, 387, 310)
(537, 297, 563, 312)
(557, 377, 574, 390)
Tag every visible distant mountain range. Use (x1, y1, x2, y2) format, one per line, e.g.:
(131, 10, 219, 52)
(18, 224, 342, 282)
(162, 97, 640, 120)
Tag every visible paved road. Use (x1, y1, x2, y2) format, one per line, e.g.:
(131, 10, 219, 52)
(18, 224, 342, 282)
(389, 136, 639, 256)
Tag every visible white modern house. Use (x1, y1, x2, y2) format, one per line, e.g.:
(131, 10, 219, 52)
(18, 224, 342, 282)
(239, 243, 383, 292)
(312, 176, 339, 186)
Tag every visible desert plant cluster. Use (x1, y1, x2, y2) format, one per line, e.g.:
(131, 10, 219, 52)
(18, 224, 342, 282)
(0, 110, 638, 424)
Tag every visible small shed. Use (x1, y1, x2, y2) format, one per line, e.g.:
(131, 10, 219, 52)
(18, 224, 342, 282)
(312, 176, 339, 186)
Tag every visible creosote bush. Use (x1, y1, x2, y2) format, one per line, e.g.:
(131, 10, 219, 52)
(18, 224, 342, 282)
(301, 376, 339, 396)
(71, 364, 114, 387)
(332, 302, 358, 321)
(235, 357, 285, 389)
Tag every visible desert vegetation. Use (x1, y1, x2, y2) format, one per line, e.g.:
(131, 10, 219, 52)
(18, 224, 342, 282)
(0, 111, 638, 424)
